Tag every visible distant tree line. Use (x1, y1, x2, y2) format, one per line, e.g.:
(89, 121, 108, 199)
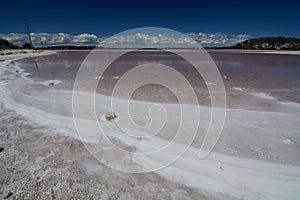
(36, 45, 96, 50)
(0, 39, 95, 50)
(2, 37, 300, 50)
(236, 37, 300, 50)
(0, 39, 19, 49)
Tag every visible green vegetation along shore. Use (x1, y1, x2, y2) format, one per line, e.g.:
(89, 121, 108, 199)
(236, 37, 300, 50)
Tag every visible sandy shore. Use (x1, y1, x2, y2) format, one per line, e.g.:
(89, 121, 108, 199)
(0, 50, 300, 199)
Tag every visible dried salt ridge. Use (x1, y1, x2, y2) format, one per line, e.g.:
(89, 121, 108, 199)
(0, 50, 300, 199)
(0, 104, 202, 199)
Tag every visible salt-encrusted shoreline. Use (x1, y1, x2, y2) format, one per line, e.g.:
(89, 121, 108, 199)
(0, 53, 207, 199)
(0, 51, 300, 199)
(0, 49, 56, 61)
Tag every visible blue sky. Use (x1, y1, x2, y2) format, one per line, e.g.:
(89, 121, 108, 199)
(1, 0, 300, 38)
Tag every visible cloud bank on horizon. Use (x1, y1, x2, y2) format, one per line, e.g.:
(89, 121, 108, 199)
(0, 32, 250, 48)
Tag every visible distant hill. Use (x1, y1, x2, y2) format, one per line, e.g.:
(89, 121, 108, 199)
(0, 39, 19, 49)
(236, 37, 300, 50)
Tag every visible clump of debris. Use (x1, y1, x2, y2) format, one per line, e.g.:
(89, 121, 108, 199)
(105, 112, 117, 121)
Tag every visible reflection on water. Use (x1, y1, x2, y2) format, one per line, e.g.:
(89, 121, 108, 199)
(19, 50, 300, 107)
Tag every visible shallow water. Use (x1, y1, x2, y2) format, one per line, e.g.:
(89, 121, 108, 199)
(18, 50, 300, 112)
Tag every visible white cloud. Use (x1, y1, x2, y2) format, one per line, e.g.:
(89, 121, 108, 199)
(100, 33, 198, 48)
(186, 32, 251, 47)
(0, 33, 105, 47)
(0, 32, 250, 48)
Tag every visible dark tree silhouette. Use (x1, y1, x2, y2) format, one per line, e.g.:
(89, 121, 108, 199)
(236, 37, 300, 50)
(23, 42, 33, 49)
(0, 39, 19, 49)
